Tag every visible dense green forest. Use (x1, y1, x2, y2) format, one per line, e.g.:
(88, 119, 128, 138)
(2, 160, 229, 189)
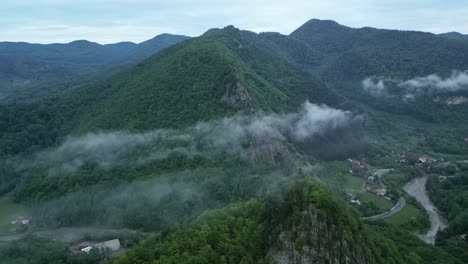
(1, 19, 468, 264)
(428, 173, 468, 236)
(0, 34, 189, 103)
(113, 179, 467, 264)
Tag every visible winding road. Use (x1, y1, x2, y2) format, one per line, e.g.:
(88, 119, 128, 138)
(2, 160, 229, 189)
(360, 197, 406, 221)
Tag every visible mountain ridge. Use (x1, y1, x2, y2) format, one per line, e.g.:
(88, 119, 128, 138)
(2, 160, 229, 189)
(0, 33, 190, 103)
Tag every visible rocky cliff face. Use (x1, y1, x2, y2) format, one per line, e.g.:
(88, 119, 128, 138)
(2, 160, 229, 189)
(221, 80, 253, 109)
(268, 204, 374, 264)
(265, 182, 378, 264)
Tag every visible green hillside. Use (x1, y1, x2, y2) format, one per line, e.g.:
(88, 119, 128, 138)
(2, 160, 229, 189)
(0, 34, 189, 103)
(0, 26, 341, 157)
(113, 179, 457, 264)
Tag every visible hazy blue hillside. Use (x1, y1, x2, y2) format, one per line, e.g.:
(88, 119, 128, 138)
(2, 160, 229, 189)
(0, 34, 190, 103)
(439, 32, 468, 40)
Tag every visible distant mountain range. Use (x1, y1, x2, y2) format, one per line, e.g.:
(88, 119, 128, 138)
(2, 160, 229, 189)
(439, 31, 468, 40)
(0, 34, 190, 102)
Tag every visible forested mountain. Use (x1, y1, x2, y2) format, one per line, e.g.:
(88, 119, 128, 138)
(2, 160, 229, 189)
(439, 32, 468, 40)
(0, 25, 342, 158)
(0, 34, 190, 103)
(1, 19, 468, 264)
(243, 19, 468, 95)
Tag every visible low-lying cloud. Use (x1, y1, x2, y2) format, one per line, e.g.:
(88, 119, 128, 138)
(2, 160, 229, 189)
(362, 77, 386, 97)
(362, 70, 468, 99)
(18, 101, 362, 176)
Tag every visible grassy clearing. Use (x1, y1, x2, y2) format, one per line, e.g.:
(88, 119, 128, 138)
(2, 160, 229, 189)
(385, 204, 421, 225)
(384, 203, 428, 233)
(357, 192, 393, 211)
(380, 171, 413, 190)
(342, 175, 364, 194)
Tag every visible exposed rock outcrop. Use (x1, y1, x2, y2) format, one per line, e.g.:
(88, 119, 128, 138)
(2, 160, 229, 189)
(268, 204, 375, 264)
(221, 80, 253, 109)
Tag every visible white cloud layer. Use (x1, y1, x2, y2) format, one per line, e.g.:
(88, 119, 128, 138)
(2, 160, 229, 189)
(362, 70, 468, 99)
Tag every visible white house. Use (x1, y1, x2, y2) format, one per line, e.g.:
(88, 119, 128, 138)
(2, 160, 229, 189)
(81, 246, 93, 253)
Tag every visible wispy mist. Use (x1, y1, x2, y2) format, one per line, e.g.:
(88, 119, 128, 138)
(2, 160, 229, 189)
(362, 77, 386, 97)
(19, 101, 361, 176)
(362, 70, 468, 99)
(8, 102, 366, 231)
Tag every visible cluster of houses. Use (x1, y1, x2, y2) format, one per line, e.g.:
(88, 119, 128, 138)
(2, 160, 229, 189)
(347, 158, 391, 203)
(348, 158, 368, 177)
(395, 152, 445, 166)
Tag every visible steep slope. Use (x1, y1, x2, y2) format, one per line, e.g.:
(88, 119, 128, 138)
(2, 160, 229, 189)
(289, 19, 468, 82)
(256, 19, 468, 152)
(0, 26, 346, 200)
(0, 25, 341, 145)
(74, 26, 342, 132)
(0, 34, 189, 103)
(113, 180, 422, 264)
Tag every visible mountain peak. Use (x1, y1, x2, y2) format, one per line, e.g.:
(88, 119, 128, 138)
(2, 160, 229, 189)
(304, 18, 341, 26)
(438, 31, 468, 40)
(290, 19, 350, 38)
(300, 19, 348, 30)
(68, 39, 100, 47)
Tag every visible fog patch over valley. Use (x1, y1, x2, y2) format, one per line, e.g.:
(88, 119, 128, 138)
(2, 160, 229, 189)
(18, 101, 363, 176)
(4, 101, 366, 230)
(31, 171, 217, 230)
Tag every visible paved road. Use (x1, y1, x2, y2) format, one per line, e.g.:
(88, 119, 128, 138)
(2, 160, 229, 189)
(403, 176, 447, 245)
(360, 197, 406, 221)
(374, 168, 393, 189)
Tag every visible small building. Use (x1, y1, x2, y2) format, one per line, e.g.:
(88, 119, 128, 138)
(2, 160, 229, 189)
(81, 246, 93, 253)
(376, 189, 387, 196)
(350, 199, 361, 206)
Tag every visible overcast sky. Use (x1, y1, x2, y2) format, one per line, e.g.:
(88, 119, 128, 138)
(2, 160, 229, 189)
(1, 0, 468, 44)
